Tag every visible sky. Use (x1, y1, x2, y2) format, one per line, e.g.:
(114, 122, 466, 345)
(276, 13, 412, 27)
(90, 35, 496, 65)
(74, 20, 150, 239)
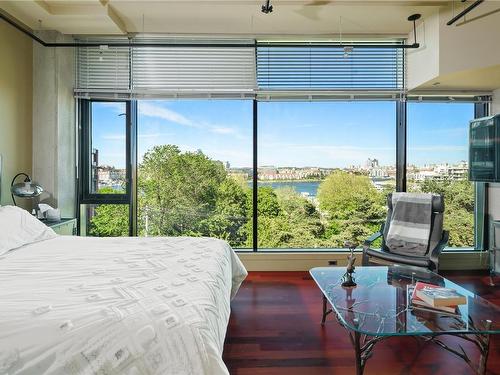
(91, 100, 474, 169)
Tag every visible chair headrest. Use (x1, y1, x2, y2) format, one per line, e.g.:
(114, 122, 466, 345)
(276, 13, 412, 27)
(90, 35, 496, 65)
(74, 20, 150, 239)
(386, 193, 444, 213)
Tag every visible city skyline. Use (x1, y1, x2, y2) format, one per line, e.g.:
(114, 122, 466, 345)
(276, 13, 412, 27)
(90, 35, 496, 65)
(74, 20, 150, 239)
(92, 100, 474, 169)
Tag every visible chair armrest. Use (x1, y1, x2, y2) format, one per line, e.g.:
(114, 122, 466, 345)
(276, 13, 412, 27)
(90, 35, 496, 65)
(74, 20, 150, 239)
(429, 230, 449, 271)
(363, 223, 385, 250)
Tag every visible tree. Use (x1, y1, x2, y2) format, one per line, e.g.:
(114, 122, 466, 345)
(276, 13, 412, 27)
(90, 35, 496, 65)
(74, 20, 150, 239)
(138, 145, 226, 235)
(318, 171, 387, 246)
(137, 145, 251, 247)
(88, 187, 129, 237)
(414, 177, 474, 247)
(198, 178, 250, 246)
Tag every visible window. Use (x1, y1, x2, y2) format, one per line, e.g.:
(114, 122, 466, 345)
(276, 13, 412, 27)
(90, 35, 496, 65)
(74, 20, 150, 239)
(257, 101, 396, 249)
(80, 101, 130, 200)
(79, 98, 484, 249)
(90, 102, 127, 194)
(80, 204, 129, 237)
(406, 102, 475, 248)
(136, 100, 253, 249)
(79, 100, 132, 236)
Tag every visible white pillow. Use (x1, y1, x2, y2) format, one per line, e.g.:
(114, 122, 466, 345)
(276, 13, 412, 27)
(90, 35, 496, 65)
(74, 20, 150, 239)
(0, 205, 57, 255)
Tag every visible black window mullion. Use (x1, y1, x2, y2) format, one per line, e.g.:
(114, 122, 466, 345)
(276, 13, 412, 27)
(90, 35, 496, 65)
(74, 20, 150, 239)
(396, 99, 407, 192)
(129, 100, 138, 236)
(474, 100, 490, 250)
(252, 99, 258, 251)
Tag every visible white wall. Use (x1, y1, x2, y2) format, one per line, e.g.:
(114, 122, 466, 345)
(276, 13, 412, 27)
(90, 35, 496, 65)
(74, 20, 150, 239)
(32, 31, 76, 217)
(406, 11, 440, 90)
(438, 3, 500, 77)
(0, 20, 33, 208)
(407, 4, 500, 90)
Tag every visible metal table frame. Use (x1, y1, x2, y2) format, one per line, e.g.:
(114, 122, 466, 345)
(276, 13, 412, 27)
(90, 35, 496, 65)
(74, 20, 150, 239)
(321, 294, 493, 375)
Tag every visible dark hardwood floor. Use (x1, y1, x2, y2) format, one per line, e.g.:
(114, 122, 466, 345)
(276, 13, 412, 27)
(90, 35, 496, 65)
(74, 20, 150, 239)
(223, 271, 500, 375)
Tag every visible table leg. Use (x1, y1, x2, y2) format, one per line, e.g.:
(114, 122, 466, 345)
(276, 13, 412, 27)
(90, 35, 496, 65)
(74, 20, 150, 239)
(477, 321, 492, 375)
(321, 294, 329, 325)
(354, 330, 364, 375)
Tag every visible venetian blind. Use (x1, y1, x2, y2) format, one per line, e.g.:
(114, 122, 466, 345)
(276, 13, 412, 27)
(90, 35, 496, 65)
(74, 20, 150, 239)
(256, 42, 405, 91)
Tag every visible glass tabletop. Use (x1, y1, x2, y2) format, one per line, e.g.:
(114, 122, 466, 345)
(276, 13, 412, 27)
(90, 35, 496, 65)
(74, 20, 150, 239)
(310, 265, 500, 337)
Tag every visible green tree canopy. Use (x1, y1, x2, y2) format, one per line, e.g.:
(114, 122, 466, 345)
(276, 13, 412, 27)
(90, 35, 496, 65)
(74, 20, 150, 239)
(317, 171, 387, 246)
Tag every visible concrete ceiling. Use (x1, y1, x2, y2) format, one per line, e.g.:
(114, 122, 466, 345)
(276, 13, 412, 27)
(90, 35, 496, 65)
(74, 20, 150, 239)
(0, 0, 449, 37)
(414, 64, 500, 92)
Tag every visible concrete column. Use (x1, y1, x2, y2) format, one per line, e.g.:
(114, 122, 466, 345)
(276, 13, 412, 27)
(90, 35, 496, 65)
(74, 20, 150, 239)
(32, 31, 76, 217)
(487, 89, 500, 242)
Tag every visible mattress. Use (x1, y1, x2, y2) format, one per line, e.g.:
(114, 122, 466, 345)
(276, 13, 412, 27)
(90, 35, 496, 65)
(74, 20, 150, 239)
(0, 236, 247, 375)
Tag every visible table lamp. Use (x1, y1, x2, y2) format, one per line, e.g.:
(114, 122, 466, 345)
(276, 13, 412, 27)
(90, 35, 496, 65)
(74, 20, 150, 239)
(10, 173, 43, 206)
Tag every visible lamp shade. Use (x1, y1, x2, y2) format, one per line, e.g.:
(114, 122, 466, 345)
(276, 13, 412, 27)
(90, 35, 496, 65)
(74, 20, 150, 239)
(11, 181, 43, 197)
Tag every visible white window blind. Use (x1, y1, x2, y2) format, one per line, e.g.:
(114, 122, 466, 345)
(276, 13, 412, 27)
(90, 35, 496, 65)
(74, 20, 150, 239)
(77, 46, 130, 91)
(257, 42, 405, 91)
(75, 39, 256, 98)
(132, 47, 256, 93)
(75, 40, 407, 98)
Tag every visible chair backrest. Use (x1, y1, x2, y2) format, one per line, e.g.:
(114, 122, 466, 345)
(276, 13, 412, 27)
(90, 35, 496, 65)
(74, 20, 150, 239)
(382, 193, 445, 255)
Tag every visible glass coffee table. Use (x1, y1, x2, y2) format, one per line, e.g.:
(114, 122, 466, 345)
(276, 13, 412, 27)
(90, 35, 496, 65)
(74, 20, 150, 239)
(310, 265, 500, 375)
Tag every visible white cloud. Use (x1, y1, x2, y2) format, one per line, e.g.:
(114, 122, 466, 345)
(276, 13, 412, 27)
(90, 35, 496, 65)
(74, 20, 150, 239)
(210, 127, 236, 135)
(138, 102, 249, 141)
(102, 134, 125, 141)
(96, 102, 126, 115)
(409, 145, 466, 152)
(139, 102, 192, 126)
(139, 132, 173, 139)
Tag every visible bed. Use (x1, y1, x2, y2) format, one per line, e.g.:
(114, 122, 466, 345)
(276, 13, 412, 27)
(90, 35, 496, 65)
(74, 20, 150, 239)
(0, 206, 247, 375)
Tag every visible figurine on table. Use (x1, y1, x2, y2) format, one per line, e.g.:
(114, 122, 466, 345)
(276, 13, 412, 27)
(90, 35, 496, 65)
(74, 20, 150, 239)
(342, 241, 358, 287)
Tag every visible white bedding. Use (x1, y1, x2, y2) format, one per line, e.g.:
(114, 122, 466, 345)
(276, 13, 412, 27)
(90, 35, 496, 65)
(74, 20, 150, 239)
(0, 235, 247, 375)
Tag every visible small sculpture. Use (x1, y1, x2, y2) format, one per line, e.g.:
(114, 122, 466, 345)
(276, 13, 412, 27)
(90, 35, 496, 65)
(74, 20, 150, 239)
(341, 241, 358, 287)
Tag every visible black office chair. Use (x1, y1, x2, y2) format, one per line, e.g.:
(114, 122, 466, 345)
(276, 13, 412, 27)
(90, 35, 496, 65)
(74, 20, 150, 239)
(362, 193, 449, 272)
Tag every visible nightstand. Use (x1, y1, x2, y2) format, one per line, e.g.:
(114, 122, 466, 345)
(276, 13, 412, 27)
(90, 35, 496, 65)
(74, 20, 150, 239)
(42, 218, 77, 235)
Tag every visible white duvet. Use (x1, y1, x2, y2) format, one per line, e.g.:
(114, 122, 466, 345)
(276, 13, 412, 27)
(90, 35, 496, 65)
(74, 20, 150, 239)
(0, 235, 247, 375)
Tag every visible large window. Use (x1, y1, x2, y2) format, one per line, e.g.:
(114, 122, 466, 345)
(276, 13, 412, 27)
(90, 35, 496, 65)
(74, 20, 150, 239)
(79, 99, 483, 250)
(257, 101, 396, 249)
(137, 100, 253, 249)
(406, 102, 475, 248)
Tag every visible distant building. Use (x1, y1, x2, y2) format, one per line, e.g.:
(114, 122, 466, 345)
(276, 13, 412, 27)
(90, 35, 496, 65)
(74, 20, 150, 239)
(365, 158, 379, 169)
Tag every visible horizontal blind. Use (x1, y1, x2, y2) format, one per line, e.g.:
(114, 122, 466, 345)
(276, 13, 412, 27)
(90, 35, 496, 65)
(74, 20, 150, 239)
(77, 46, 130, 90)
(75, 39, 410, 98)
(131, 46, 256, 92)
(257, 43, 405, 91)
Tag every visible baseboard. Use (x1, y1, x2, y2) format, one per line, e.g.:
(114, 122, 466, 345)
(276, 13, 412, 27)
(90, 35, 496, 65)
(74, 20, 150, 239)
(236, 251, 489, 271)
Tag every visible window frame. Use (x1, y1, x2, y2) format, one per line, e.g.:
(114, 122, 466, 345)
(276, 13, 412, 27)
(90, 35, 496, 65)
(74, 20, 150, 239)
(77, 99, 137, 236)
(79, 99, 131, 203)
(77, 97, 488, 251)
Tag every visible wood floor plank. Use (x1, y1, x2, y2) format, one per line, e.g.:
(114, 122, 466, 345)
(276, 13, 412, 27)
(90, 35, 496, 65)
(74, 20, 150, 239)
(223, 271, 500, 375)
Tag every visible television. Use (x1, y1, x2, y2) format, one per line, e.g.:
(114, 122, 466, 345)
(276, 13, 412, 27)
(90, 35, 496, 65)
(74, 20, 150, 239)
(469, 114, 500, 182)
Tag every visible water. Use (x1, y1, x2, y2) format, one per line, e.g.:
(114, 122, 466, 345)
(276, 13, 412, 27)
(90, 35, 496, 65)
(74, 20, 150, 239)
(256, 180, 321, 197)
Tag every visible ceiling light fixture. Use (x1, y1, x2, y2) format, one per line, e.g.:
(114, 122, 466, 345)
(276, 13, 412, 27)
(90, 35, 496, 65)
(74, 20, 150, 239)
(407, 13, 421, 48)
(261, 0, 273, 14)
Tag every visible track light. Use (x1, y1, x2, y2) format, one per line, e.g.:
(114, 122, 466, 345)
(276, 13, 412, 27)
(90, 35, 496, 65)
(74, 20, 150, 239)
(262, 0, 273, 14)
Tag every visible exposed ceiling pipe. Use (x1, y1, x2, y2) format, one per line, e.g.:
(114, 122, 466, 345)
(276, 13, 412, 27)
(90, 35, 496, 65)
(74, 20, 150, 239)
(0, 10, 420, 49)
(447, 0, 484, 26)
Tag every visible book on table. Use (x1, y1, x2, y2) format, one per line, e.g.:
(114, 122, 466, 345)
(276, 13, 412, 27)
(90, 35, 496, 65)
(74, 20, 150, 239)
(407, 282, 466, 315)
(414, 282, 467, 307)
